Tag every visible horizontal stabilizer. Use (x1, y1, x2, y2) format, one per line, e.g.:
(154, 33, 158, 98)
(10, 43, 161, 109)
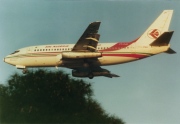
(150, 31, 174, 46)
(166, 48, 176, 54)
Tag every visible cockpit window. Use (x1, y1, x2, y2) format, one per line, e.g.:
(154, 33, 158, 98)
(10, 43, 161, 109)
(11, 50, 20, 55)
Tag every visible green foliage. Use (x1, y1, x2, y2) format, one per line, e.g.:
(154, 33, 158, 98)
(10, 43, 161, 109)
(0, 69, 124, 124)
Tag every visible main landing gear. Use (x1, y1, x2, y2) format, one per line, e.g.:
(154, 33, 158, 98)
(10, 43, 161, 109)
(88, 73, 94, 79)
(22, 68, 28, 74)
(83, 59, 94, 79)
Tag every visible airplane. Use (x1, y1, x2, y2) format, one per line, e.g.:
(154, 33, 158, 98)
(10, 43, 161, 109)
(4, 10, 176, 79)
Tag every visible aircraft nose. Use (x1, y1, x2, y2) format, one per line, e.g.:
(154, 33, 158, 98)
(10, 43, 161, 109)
(3, 57, 8, 63)
(3, 57, 10, 64)
(3, 56, 18, 66)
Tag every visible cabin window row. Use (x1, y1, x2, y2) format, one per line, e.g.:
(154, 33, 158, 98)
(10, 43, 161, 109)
(34, 48, 72, 52)
(34, 47, 109, 52)
(33, 47, 136, 52)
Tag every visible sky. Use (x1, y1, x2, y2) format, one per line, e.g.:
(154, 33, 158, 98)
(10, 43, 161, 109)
(0, 0, 180, 124)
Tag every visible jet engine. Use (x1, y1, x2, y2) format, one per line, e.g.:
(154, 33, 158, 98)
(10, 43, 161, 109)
(62, 52, 102, 59)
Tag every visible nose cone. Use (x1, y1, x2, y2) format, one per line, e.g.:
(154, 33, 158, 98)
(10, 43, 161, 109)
(3, 57, 8, 63)
(3, 56, 15, 65)
(3, 57, 7, 63)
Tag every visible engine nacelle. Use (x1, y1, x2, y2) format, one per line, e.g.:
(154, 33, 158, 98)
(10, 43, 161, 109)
(72, 70, 110, 78)
(62, 52, 102, 59)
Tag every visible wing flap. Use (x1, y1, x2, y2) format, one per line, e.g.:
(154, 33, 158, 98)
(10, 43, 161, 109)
(72, 65, 120, 78)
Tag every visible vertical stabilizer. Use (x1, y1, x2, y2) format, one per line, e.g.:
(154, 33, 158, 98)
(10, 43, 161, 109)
(135, 10, 173, 46)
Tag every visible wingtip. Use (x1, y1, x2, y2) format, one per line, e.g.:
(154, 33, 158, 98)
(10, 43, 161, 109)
(111, 73, 120, 78)
(163, 10, 174, 13)
(103, 73, 120, 78)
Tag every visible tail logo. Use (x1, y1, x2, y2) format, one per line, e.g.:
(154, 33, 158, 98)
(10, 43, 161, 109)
(147, 29, 161, 39)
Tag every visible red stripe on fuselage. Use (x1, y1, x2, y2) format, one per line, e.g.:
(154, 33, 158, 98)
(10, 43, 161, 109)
(100, 38, 138, 52)
(102, 53, 149, 59)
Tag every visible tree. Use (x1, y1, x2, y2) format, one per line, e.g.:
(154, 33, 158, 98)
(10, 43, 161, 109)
(0, 69, 124, 124)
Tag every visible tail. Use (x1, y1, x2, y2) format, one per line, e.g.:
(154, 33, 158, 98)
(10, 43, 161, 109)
(135, 10, 174, 46)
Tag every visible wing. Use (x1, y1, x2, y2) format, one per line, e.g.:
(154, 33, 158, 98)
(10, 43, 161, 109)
(72, 64, 120, 78)
(91, 66, 120, 78)
(72, 21, 101, 52)
(64, 22, 119, 78)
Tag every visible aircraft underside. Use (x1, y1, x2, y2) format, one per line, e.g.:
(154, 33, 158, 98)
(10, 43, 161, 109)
(15, 54, 148, 79)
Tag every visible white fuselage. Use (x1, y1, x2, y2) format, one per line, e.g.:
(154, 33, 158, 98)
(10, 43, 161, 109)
(4, 42, 170, 69)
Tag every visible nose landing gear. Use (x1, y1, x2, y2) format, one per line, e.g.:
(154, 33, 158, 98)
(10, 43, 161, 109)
(16, 65, 28, 74)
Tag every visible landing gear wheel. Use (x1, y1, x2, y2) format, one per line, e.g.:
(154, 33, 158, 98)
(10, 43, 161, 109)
(22, 69, 28, 74)
(88, 73, 94, 79)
